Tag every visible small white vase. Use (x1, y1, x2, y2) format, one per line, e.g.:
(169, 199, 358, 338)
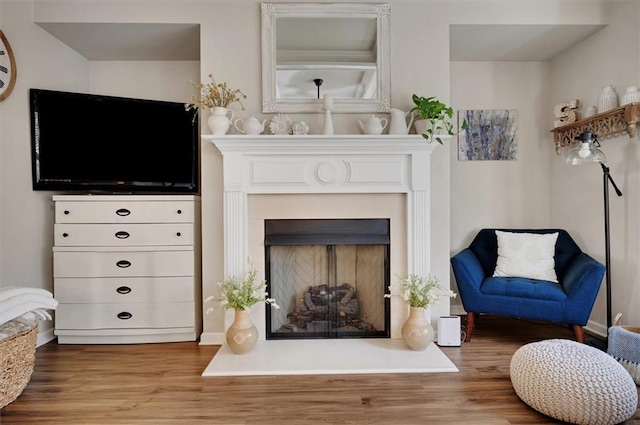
(401, 306, 434, 351)
(207, 107, 235, 135)
(226, 308, 258, 355)
(598, 85, 619, 113)
(621, 86, 640, 106)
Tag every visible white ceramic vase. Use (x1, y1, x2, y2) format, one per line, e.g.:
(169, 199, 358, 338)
(401, 306, 434, 351)
(226, 308, 258, 355)
(207, 107, 235, 135)
(598, 85, 619, 113)
(621, 86, 640, 106)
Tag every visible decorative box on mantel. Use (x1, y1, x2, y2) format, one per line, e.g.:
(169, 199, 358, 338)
(202, 134, 449, 342)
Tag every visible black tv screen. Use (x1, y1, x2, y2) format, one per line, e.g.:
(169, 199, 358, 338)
(30, 88, 199, 193)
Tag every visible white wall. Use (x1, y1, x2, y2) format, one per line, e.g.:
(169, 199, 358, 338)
(1, 1, 90, 337)
(550, 1, 640, 331)
(1, 0, 616, 342)
(450, 61, 552, 310)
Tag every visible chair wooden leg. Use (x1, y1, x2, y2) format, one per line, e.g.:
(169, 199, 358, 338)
(572, 325, 585, 343)
(464, 312, 476, 342)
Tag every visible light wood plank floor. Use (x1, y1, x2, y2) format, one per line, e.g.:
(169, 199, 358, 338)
(2, 316, 639, 424)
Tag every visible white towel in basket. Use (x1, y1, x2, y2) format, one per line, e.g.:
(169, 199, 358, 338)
(0, 288, 58, 326)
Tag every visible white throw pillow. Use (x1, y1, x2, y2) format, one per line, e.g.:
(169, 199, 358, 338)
(493, 231, 559, 282)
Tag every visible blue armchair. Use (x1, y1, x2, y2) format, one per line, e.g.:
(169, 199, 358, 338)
(451, 229, 605, 343)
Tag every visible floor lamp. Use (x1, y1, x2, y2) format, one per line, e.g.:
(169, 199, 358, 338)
(565, 129, 622, 329)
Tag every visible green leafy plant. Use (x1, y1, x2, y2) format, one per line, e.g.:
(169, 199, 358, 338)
(409, 94, 468, 144)
(384, 273, 456, 308)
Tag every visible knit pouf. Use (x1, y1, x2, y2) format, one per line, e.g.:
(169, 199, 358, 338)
(510, 339, 638, 425)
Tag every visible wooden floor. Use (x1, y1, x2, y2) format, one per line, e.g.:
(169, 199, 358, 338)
(2, 316, 639, 425)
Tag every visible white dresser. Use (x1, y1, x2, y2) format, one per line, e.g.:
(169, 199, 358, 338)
(52, 195, 201, 344)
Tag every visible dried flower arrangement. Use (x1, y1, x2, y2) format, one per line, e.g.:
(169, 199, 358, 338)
(185, 73, 247, 111)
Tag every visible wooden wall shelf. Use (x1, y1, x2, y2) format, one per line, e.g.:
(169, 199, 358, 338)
(551, 103, 640, 154)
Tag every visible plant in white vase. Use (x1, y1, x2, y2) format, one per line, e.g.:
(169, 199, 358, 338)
(410, 94, 468, 144)
(185, 73, 247, 135)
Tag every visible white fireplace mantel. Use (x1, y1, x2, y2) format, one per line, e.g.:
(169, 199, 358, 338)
(202, 134, 447, 340)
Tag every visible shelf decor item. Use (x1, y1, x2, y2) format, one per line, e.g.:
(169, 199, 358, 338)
(385, 274, 456, 351)
(621, 86, 640, 106)
(206, 264, 279, 354)
(410, 94, 468, 144)
(185, 73, 246, 135)
(269, 114, 293, 135)
(598, 85, 619, 113)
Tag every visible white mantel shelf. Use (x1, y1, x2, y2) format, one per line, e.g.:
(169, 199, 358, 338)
(202, 134, 447, 151)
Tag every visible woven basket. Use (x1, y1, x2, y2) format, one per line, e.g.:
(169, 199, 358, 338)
(613, 313, 640, 334)
(0, 324, 37, 409)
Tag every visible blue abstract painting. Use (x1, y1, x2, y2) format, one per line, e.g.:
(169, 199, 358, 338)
(458, 110, 518, 161)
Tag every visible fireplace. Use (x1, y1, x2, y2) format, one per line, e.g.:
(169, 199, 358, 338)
(265, 219, 390, 339)
(203, 134, 441, 344)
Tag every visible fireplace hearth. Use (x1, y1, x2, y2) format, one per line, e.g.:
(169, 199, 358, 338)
(265, 219, 390, 339)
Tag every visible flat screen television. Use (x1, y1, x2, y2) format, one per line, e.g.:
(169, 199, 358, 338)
(30, 88, 199, 193)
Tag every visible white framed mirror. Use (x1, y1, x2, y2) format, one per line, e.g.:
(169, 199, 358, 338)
(261, 3, 391, 113)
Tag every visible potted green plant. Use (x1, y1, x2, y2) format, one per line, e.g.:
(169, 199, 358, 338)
(410, 94, 468, 144)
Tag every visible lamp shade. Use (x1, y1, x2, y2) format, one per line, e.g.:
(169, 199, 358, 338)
(565, 130, 606, 165)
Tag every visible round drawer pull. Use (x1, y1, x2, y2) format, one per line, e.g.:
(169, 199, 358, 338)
(115, 208, 131, 217)
(116, 286, 132, 294)
(62, 233, 69, 238)
(63, 210, 70, 215)
(117, 312, 133, 320)
(116, 260, 131, 268)
(176, 232, 181, 237)
(177, 209, 182, 214)
(115, 231, 130, 239)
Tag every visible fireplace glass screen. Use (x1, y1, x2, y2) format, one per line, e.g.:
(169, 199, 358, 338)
(265, 219, 390, 339)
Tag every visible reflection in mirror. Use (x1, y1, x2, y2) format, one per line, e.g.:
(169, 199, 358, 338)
(262, 3, 390, 113)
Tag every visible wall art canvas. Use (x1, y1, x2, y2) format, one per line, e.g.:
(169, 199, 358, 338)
(458, 110, 518, 161)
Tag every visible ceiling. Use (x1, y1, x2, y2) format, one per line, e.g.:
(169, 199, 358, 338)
(37, 23, 201, 61)
(450, 24, 605, 61)
(36, 22, 604, 62)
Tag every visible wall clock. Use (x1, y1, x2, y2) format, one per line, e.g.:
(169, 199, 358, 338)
(0, 30, 17, 102)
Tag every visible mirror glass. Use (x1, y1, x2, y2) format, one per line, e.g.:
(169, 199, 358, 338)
(262, 3, 390, 113)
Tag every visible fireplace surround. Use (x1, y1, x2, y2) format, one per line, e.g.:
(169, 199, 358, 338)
(203, 134, 443, 342)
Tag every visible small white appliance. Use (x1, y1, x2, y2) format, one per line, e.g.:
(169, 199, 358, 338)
(437, 315, 461, 347)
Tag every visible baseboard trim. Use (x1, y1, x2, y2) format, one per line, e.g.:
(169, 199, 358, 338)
(37, 327, 56, 347)
(447, 306, 608, 339)
(199, 331, 225, 345)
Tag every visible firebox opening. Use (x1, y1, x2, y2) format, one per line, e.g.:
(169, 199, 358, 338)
(265, 219, 391, 340)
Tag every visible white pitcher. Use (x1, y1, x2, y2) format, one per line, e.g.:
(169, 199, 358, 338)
(207, 107, 235, 135)
(388, 108, 414, 135)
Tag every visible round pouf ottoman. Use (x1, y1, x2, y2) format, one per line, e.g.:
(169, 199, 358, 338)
(510, 339, 637, 425)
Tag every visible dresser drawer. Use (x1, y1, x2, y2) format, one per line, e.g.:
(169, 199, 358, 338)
(54, 223, 193, 247)
(55, 201, 194, 224)
(54, 277, 195, 303)
(55, 302, 195, 330)
(54, 250, 194, 278)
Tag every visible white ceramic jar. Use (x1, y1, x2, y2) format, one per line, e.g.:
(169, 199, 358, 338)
(621, 86, 640, 106)
(598, 85, 619, 113)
